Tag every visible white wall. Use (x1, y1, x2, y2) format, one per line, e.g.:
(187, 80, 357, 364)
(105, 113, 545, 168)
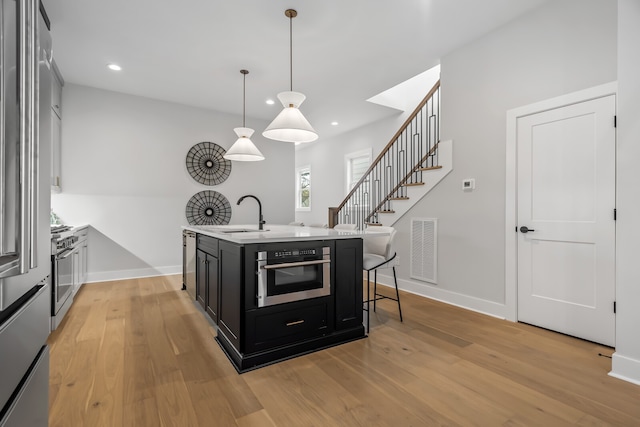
(396, 0, 617, 306)
(52, 84, 294, 282)
(296, 0, 617, 309)
(611, 0, 640, 385)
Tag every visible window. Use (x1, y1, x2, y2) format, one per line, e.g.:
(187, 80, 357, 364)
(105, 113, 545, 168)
(296, 166, 311, 211)
(345, 149, 372, 193)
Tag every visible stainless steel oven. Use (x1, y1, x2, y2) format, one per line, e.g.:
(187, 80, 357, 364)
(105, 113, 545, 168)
(50, 229, 76, 329)
(257, 246, 331, 307)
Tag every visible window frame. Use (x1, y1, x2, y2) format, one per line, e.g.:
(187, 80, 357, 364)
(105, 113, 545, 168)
(295, 165, 311, 212)
(344, 148, 373, 195)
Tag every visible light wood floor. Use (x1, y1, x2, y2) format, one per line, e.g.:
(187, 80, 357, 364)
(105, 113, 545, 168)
(48, 275, 640, 426)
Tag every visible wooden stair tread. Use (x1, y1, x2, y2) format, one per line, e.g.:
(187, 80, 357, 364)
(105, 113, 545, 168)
(378, 210, 395, 214)
(390, 197, 409, 200)
(418, 165, 443, 171)
(402, 182, 425, 187)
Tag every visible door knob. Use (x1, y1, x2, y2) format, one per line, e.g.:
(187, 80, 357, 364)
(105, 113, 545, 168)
(520, 226, 535, 233)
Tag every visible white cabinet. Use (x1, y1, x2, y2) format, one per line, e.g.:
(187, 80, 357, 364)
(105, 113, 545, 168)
(72, 227, 88, 295)
(51, 60, 63, 193)
(51, 64, 62, 118)
(72, 247, 81, 295)
(51, 111, 61, 191)
(80, 237, 88, 285)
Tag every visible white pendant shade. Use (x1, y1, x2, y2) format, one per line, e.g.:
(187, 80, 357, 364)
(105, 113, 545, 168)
(263, 91, 318, 143)
(224, 127, 265, 162)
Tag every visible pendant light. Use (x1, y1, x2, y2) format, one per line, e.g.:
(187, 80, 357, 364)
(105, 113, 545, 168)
(224, 70, 265, 162)
(263, 9, 318, 144)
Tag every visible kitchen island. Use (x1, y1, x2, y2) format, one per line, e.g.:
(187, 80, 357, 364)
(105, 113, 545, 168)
(182, 224, 366, 372)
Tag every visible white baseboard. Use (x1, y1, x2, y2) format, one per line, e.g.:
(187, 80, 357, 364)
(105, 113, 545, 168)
(373, 271, 508, 320)
(610, 353, 640, 386)
(86, 265, 181, 284)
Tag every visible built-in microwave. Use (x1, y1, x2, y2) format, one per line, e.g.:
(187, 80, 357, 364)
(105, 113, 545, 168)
(256, 246, 331, 307)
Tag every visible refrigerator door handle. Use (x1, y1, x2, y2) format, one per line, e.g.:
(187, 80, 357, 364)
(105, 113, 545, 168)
(28, 0, 39, 269)
(19, 0, 37, 273)
(0, 0, 38, 278)
(0, 0, 22, 278)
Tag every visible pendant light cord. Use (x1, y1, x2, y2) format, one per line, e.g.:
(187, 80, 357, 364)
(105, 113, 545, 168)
(240, 69, 249, 127)
(289, 13, 293, 92)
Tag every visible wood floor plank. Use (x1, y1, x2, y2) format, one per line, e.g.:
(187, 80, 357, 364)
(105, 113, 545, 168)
(123, 397, 160, 427)
(154, 370, 201, 426)
(48, 339, 102, 427)
(242, 361, 341, 427)
(82, 317, 125, 427)
(184, 379, 240, 427)
(318, 345, 460, 426)
(236, 409, 277, 427)
(48, 275, 640, 426)
(459, 342, 640, 425)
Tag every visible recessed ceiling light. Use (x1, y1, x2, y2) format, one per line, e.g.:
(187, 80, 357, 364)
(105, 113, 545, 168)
(331, 121, 339, 126)
(107, 63, 122, 71)
(266, 99, 275, 105)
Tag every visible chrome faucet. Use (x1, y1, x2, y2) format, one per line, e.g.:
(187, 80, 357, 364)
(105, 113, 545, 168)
(237, 195, 265, 230)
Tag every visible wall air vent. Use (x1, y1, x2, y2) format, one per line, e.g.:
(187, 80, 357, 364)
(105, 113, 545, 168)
(410, 218, 437, 284)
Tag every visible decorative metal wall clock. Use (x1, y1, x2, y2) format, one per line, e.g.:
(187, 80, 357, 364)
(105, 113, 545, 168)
(186, 142, 232, 185)
(185, 191, 232, 225)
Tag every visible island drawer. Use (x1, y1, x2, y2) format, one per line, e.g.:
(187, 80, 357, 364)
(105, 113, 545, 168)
(197, 234, 219, 255)
(245, 299, 330, 353)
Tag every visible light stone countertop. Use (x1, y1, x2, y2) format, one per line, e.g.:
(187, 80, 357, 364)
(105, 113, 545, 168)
(182, 224, 384, 244)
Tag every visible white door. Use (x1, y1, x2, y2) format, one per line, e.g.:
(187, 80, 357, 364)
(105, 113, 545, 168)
(517, 95, 616, 347)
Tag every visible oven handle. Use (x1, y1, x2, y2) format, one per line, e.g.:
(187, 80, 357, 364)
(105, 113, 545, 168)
(56, 247, 76, 260)
(261, 259, 330, 270)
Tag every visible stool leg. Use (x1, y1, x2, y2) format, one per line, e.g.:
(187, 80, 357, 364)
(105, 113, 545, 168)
(366, 270, 370, 333)
(373, 269, 378, 312)
(392, 266, 403, 322)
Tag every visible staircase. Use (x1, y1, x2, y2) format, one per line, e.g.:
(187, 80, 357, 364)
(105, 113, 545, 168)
(329, 80, 451, 229)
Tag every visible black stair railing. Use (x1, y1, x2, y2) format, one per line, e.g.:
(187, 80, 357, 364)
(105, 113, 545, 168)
(329, 80, 440, 229)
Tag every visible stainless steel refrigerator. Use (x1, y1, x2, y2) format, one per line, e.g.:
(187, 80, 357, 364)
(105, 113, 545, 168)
(0, 0, 52, 425)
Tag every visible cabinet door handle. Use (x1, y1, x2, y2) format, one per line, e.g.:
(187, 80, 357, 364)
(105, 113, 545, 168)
(286, 319, 305, 327)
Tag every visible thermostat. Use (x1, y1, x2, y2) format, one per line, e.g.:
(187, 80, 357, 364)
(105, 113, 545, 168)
(462, 178, 475, 191)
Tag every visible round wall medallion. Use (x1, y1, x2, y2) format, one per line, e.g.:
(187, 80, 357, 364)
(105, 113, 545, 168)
(186, 142, 232, 185)
(185, 191, 232, 225)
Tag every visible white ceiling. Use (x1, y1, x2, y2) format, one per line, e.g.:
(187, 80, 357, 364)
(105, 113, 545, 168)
(44, 0, 550, 140)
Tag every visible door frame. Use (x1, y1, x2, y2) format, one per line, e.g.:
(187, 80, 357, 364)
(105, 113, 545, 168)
(504, 81, 617, 322)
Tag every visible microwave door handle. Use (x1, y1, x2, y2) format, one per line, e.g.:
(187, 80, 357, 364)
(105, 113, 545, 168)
(261, 259, 330, 270)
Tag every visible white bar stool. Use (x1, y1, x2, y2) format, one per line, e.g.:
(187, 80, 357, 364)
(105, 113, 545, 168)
(363, 226, 403, 332)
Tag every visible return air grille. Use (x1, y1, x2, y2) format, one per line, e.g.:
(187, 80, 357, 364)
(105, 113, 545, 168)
(410, 218, 437, 283)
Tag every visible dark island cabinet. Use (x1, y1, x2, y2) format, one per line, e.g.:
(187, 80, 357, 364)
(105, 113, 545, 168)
(196, 235, 220, 323)
(334, 238, 363, 331)
(206, 255, 219, 322)
(245, 297, 332, 353)
(196, 249, 207, 310)
(193, 233, 365, 372)
(217, 240, 243, 352)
